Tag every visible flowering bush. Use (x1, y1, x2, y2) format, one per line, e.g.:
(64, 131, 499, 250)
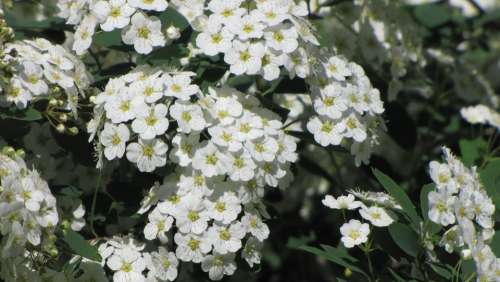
(0, 0, 499, 281)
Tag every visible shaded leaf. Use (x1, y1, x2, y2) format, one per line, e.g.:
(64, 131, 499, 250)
(373, 168, 421, 229)
(0, 107, 43, 121)
(388, 223, 420, 257)
(459, 138, 487, 166)
(63, 230, 101, 262)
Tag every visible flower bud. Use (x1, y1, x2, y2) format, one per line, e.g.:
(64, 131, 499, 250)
(461, 249, 472, 260)
(68, 127, 79, 135)
(166, 26, 181, 40)
(49, 98, 58, 106)
(344, 268, 352, 277)
(56, 124, 65, 133)
(59, 113, 68, 122)
(15, 149, 25, 159)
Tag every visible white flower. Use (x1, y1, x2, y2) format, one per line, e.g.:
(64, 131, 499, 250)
(131, 76, 164, 103)
(201, 253, 237, 281)
(164, 74, 199, 101)
(359, 206, 394, 227)
(313, 93, 348, 120)
(246, 137, 279, 162)
(196, 23, 234, 56)
(241, 212, 269, 242)
(307, 116, 344, 146)
(104, 92, 145, 124)
(322, 194, 362, 210)
(323, 56, 352, 81)
(460, 105, 492, 125)
(170, 101, 207, 133)
(169, 133, 200, 167)
(340, 219, 370, 248)
(429, 161, 456, 192)
(228, 13, 264, 40)
(126, 138, 168, 172)
(256, 1, 289, 25)
(94, 0, 134, 32)
(192, 142, 229, 177)
(428, 190, 456, 226)
(264, 24, 298, 54)
(107, 248, 146, 282)
(128, 0, 167, 11)
(100, 123, 130, 160)
(224, 41, 265, 75)
(144, 208, 173, 243)
(3, 79, 32, 109)
(260, 49, 284, 81)
(207, 0, 245, 25)
(131, 104, 169, 140)
(208, 222, 246, 254)
(146, 247, 178, 281)
(242, 237, 263, 268)
(206, 192, 241, 224)
(122, 12, 166, 54)
(210, 95, 243, 125)
(175, 194, 210, 234)
(73, 16, 97, 55)
(20, 62, 48, 96)
(340, 114, 367, 142)
(226, 151, 256, 182)
(174, 232, 212, 263)
(208, 126, 242, 152)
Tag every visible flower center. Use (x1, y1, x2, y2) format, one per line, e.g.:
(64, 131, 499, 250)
(137, 26, 151, 39)
(219, 229, 231, 241)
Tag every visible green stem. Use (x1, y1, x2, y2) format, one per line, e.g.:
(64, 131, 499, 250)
(89, 166, 103, 238)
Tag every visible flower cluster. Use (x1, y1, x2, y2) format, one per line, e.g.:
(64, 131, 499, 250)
(460, 104, 500, 131)
(0, 38, 91, 110)
(307, 54, 386, 166)
(130, 85, 298, 280)
(57, 0, 181, 55)
(192, 0, 318, 81)
(322, 191, 395, 248)
(427, 147, 498, 281)
(0, 147, 60, 281)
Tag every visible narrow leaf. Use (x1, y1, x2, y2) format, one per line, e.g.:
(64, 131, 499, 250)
(63, 230, 101, 262)
(372, 168, 421, 229)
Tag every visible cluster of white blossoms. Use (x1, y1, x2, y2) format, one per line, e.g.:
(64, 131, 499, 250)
(427, 147, 498, 281)
(57, 0, 182, 55)
(131, 87, 298, 280)
(0, 147, 60, 281)
(307, 53, 386, 166)
(88, 66, 198, 172)
(191, 0, 318, 81)
(322, 191, 395, 248)
(91, 235, 177, 282)
(460, 104, 500, 131)
(0, 38, 91, 109)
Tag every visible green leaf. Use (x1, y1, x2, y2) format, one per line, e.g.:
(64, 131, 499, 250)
(0, 107, 43, 121)
(414, 3, 452, 28)
(4, 10, 65, 30)
(63, 230, 101, 262)
(490, 230, 500, 257)
(94, 30, 123, 48)
(291, 244, 367, 278)
(459, 138, 487, 166)
(388, 223, 420, 257)
(429, 263, 453, 279)
(480, 159, 500, 213)
(420, 183, 434, 221)
(159, 7, 190, 31)
(372, 168, 421, 229)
